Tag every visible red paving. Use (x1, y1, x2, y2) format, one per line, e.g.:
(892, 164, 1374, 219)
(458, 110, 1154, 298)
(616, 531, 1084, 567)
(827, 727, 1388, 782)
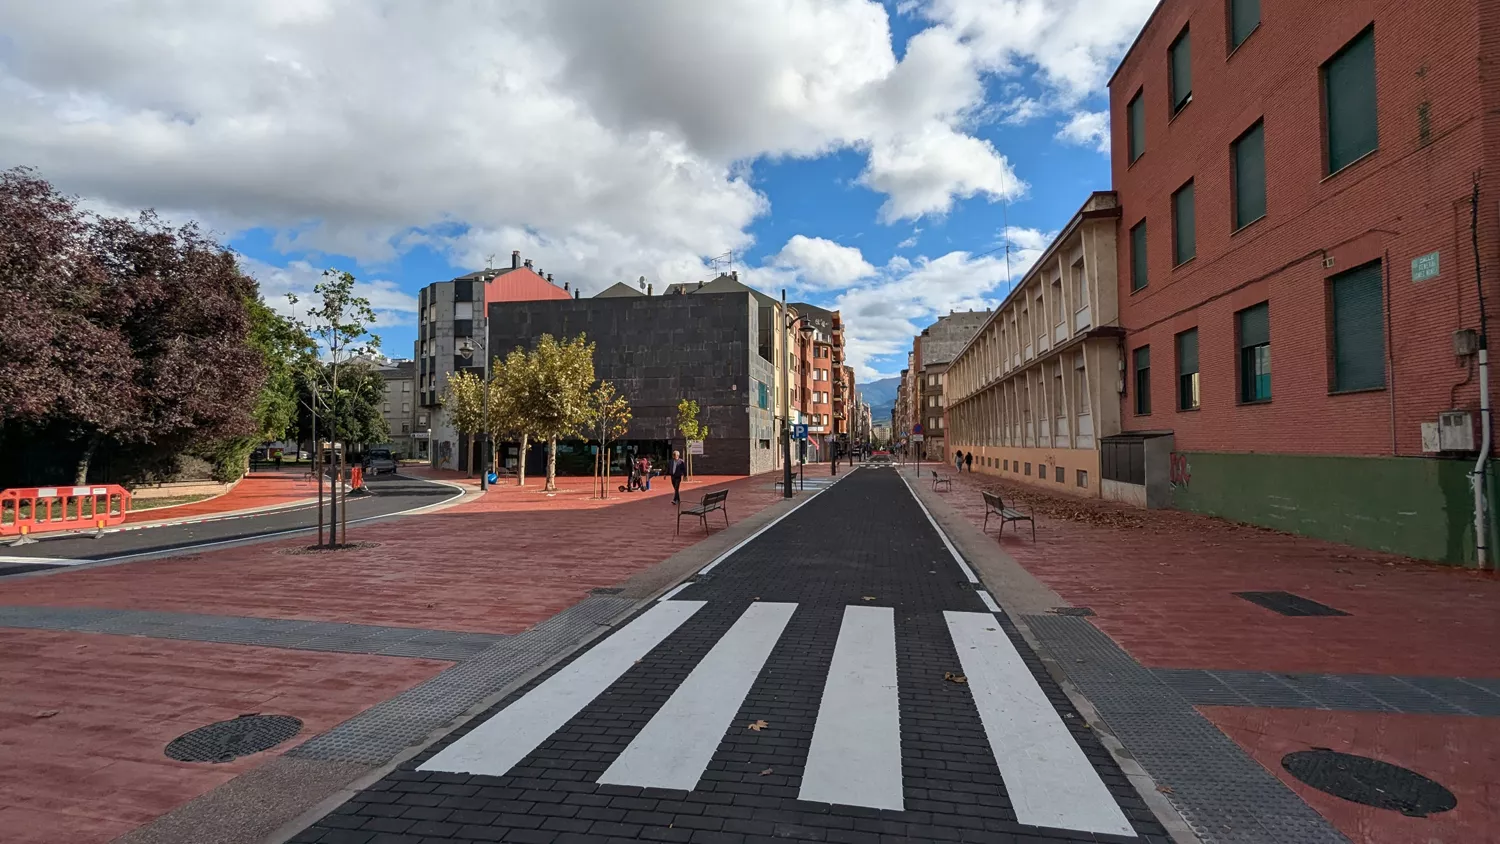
(124, 472, 319, 523)
(0, 628, 446, 844)
(1204, 706, 1500, 844)
(930, 466, 1500, 677)
(0, 471, 788, 634)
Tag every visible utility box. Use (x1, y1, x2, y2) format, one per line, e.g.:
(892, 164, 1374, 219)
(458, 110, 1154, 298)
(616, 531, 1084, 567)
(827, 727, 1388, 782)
(1421, 422, 1442, 453)
(1439, 411, 1476, 452)
(1453, 329, 1479, 357)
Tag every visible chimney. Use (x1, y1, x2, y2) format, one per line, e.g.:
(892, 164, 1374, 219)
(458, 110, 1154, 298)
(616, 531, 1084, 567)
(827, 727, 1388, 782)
(647, 283, 653, 296)
(524, 258, 533, 269)
(547, 273, 554, 284)
(697, 280, 704, 289)
(563, 281, 569, 291)
(574, 289, 580, 299)
(511, 250, 521, 269)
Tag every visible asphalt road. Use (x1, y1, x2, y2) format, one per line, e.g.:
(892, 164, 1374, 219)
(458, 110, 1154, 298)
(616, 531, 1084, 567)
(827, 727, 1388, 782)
(0, 473, 462, 574)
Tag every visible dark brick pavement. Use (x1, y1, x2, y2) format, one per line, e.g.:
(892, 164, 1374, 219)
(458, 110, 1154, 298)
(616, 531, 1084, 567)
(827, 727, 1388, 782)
(290, 468, 1170, 844)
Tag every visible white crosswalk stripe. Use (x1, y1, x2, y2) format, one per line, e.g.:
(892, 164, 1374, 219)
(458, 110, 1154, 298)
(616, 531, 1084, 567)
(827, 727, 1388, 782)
(420, 601, 1131, 836)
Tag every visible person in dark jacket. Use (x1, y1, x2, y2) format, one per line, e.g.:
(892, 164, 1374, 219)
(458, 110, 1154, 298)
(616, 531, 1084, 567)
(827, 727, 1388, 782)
(965, 452, 973, 472)
(668, 450, 687, 504)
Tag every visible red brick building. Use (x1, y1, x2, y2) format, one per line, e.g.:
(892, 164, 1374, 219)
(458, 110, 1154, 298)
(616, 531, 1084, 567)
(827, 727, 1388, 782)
(1110, 0, 1500, 564)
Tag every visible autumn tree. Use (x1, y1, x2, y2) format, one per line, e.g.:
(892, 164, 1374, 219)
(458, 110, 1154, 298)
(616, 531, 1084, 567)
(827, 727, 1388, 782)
(676, 399, 709, 478)
(588, 381, 633, 498)
(0, 167, 266, 486)
(513, 334, 595, 492)
(442, 369, 487, 477)
(491, 348, 537, 485)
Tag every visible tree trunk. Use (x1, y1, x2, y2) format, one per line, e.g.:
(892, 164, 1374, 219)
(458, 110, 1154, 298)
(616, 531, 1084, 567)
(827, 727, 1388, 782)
(74, 433, 101, 485)
(516, 433, 529, 486)
(467, 434, 475, 478)
(545, 437, 558, 491)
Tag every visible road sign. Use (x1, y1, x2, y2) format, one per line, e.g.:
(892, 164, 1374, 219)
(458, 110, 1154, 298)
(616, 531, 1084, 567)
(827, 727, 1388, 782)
(688, 440, 704, 456)
(1412, 251, 1440, 282)
(792, 424, 809, 440)
(912, 434, 925, 442)
(912, 423, 924, 435)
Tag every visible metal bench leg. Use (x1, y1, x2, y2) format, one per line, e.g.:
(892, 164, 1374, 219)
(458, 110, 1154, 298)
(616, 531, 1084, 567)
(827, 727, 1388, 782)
(721, 507, 730, 529)
(701, 512, 709, 534)
(997, 518, 1004, 539)
(676, 511, 683, 536)
(983, 510, 990, 532)
(1030, 519, 1036, 541)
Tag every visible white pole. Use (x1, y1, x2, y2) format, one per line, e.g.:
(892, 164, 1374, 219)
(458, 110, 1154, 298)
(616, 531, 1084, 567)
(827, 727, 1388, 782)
(1474, 347, 1491, 567)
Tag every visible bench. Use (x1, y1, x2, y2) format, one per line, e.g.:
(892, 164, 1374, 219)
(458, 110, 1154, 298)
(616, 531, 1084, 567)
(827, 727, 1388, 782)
(931, 470, 952, 492)
(678, 489, 730, 535)
(982, 490, 1035, 541)
(773, 473, 805, 491)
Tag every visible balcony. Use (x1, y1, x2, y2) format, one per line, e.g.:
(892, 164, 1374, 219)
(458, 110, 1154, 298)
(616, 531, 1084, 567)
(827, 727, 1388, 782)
(1053, 321, 1067, 343)
(1074, 305, 1092, 332)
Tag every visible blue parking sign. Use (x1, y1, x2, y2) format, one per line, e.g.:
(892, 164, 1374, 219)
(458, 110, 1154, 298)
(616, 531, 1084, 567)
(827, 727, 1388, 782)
(792, 424, 809, 440)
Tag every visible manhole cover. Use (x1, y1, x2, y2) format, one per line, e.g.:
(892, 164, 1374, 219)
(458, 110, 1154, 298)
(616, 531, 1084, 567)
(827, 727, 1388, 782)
(165, 714, 303, 763)
(1281, 750, 1456, 817)
(1235, 591, 1349, 617)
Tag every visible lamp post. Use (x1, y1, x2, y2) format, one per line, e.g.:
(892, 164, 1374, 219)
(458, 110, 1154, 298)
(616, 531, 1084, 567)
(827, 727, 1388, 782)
(780, 291, 814, 499)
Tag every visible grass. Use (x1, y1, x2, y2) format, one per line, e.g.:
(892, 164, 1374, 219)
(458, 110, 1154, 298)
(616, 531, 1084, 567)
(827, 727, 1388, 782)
(130, 493, 216, 512)
(1, 491, 213, 525)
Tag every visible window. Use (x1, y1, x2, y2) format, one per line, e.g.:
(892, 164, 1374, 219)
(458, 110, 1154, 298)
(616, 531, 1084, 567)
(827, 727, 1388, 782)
(1127, 89, 1146, 162)
(1230, 0, 1260, 50)
(403, 382, 411, 392)
(1004, 459, 1009, 470)
(1169, 28, 1192, 114)
(1233, 121, 1267, 229)
(1055, 466, 1065, 483)
(382, 403, 390, 414)
(1130, 221, 1149, 291)
(1330, 261, 1386, 391)
(401, 402, 411, 413)
(1025, 462, 1032, 476)
(402, 423, 410, 433)
(1173, 181, 1196, 265)
(1077, 469, 1089, 488)
(1133, 346, 1152, 415)
(419, 414, 428, 425)
(1238, 302, 1271, 402)
(1324, 27, 1378, 174)
(1176, 329, 1200, 410)
(757, 380, 769, 409)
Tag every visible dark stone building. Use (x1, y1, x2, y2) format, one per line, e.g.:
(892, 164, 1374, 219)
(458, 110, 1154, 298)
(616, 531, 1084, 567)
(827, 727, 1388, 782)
(487, 279, 780, 476)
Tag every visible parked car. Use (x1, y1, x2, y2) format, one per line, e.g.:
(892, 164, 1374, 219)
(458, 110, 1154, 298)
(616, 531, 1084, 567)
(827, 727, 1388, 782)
(364, 447, 398, 475)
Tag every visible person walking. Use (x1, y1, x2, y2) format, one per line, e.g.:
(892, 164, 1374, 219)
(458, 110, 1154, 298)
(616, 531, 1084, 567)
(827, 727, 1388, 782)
(955, 451, 964, 473)
(668, 450, 687, 505)
(965, 452, 973, 473)
(638, 454, 653, 491)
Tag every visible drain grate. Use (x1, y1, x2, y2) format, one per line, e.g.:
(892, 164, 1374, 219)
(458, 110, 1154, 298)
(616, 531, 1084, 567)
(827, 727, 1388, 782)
(1282, 749, 1456, 817)
(589, 587, 625, 595)
(165, 714, 303, 763)
(1235, 591, 1349, 617)
(1049, 606, 1096, 617)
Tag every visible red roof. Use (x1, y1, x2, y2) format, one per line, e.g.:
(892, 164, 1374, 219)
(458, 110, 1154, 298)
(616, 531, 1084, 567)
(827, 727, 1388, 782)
(485, 268, 572, 304)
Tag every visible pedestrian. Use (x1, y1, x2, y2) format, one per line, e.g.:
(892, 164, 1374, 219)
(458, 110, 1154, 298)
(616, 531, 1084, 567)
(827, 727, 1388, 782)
(638, 454, 652, 491)
(955, 451, 963, 473)
(965, 452, 973, 473)
(274, 450, 282, 471)
(668, 450, 687, 505)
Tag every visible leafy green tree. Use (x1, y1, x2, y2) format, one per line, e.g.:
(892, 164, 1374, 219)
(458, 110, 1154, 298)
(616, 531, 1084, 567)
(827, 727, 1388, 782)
(513, 334, 596, 492)
(589, 381, 633, 497)
(247, 298, 316, 442)
(676, 399, 709, 478)
(491, 347, 537, 484)
(443, 369, 487, 477)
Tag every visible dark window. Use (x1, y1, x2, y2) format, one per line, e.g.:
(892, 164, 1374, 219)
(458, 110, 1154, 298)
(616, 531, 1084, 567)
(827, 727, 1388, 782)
(1055, 465, 1064, 483)
(453, 355, 466, 373)
(454, 278, 474, 302)
(1130, 221, 1149, 291)
(453, 319, 473, 338)
(1101, 438, 1146, 485)
(1324, 27, 1378, 173)
(1025, 462, 1032, 476)
(1233, 122, 1267, 229)
(1134, 346, 1152, 415)
(1077, 469, 1089, 488)
(1004, 459, 1009, 470)
(1176, 328, 1200, 410)
(1230, 0, 1260, 50)
(1330, 261, 1386, 391)
(419, 286, 428, 312)
(1238, 302, 1271, 402)
(1173, 181, 1196, 265)
(1169, 28, 1192, 114)
(1127, 89, 1146, 162)
(757, 380, 769, 409)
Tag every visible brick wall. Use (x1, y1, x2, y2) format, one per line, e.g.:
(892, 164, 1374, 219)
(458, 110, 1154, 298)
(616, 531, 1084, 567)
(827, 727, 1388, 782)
(1112, 0, 1500, 458)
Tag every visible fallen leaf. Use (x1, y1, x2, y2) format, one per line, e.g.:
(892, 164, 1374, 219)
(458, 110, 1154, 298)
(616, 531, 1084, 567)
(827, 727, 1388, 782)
(34, 710, 59, 719)
(861, 596, 877, 601)
(747, 720, 769, 731)
(759, 768, 774, 776)
(943, 672, 968, 685)
(1156, 784, 1174, 794)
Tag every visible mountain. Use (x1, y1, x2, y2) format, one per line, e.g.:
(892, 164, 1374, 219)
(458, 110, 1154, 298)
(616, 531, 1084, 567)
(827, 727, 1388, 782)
(858, 376, 900, 424)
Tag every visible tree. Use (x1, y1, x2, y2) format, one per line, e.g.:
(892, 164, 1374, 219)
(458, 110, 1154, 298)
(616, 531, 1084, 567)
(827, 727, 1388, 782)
(290, 269, 379, 547)
(490, 348, 537, 485)
(0, 167, 267, 486)
(515, 334, 596, 492)
(588, 381, 633, 498)
(247, 297, 315, 443)
(676, 399, 709, 479)
(442, 369, 486, 477)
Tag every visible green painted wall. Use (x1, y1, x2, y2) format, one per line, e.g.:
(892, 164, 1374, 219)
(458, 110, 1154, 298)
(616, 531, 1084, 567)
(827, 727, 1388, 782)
(1170, 452, 1499, 566)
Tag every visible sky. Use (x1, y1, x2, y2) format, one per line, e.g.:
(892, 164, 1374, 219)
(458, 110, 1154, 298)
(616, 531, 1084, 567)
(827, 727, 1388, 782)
(0, 0, 1157, 381)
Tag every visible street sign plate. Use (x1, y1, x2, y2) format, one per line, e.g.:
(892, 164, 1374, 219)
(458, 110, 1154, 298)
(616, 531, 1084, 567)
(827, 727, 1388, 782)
(688, 440, 704, 455)
(792, 424, 809, 440)
(912, 434, 925, 442)
(1412, 251, 1440, 282)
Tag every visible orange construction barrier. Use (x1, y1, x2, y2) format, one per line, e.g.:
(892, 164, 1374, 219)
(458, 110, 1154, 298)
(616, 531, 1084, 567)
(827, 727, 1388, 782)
(350, 465, 364, 491)
(0, 485, 131, 538)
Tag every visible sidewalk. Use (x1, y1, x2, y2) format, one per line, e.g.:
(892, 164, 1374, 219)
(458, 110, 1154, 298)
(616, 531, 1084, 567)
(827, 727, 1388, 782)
(0, 469, 797, 844)
(922, 464, 1500, 844)
(122, 472, 320, 524)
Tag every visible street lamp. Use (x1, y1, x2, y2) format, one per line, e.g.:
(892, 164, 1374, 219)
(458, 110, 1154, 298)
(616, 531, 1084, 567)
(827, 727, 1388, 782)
(456, 331, 490, 491)
(780, 293, 815, 500)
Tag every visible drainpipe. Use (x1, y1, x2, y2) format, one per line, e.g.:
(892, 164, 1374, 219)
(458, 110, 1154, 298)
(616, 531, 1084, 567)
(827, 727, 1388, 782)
(1469, 177, 1491, 567)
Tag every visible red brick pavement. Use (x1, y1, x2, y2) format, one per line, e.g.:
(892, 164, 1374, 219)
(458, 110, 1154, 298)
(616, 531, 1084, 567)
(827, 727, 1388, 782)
(929, 466, 1500, 677)
(0, 471, 787, 634)
(0, 628, 446, 844)
(123, 472, 319, 523)
(1205, 707, 1500, 844)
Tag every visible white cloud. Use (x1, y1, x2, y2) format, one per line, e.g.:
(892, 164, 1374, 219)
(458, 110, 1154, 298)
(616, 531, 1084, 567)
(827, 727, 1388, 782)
(772, 235, 876, 288)
(242, 257, 418, 333)
(1057, 110, 1110, 153)
(896, 236, 918, 249)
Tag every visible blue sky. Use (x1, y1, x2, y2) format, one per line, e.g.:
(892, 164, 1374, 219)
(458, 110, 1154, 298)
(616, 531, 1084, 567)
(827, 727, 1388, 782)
(2, 0, 1155, 380)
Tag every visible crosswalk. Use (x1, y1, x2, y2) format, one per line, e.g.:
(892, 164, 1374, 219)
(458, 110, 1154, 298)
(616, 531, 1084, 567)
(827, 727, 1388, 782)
(420, 599, 1135, 838)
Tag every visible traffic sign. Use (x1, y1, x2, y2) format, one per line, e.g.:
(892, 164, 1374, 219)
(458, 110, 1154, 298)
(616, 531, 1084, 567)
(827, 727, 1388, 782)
(688, 440, 705, 456)
(912, 434, 925, 442)
(912, 423, 924, 434)
(792, 424, 809, 440)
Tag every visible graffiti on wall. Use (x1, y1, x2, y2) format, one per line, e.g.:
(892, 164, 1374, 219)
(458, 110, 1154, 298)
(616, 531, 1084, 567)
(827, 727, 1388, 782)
(1169, 452, 1191, 488)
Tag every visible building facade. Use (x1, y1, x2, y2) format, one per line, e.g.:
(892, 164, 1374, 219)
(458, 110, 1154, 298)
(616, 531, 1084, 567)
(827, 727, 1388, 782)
(789, 303, 847, 460)
(1110, 0, 1500, 562)
(487, 276, 784, 476)
(416, 253, 574, 469)
(945, 192, 1124, 495)
(374, 359, 421, 459)
(908, 311, 990, 462)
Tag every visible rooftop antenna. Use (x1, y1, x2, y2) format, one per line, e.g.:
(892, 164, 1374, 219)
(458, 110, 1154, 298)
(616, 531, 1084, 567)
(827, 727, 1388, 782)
(710, 250, 737, 274)
(999, 167, 1014, 289)
(485, 253, 496, 270)
(638, 275, 647, 290)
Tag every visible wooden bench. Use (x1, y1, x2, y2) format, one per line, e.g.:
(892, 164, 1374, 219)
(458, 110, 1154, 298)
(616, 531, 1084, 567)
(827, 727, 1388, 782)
(931, 470, 952, 491)
(982, 490, 1034, 540)
(678, 489, 730, 535)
